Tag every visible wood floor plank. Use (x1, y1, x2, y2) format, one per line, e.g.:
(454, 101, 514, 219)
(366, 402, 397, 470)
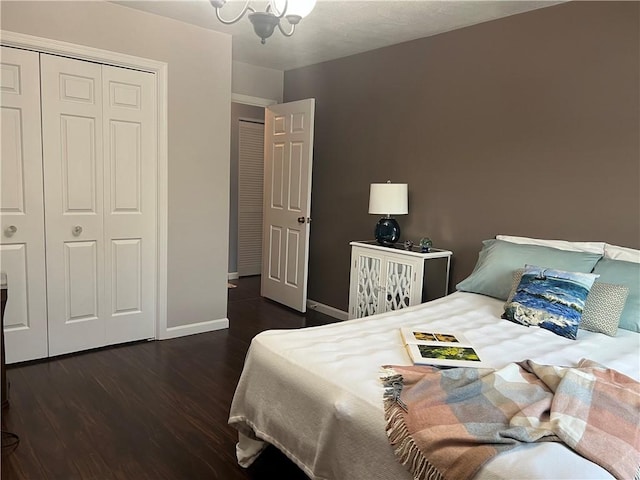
(1, 276, 337, 479)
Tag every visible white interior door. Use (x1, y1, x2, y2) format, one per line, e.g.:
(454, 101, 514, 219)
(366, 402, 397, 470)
(261, 99, 315, 312)
(0, 47, 48, 363)
(41, 55, 156, 356)
(102, 65, 156, 344)
(238, 120, 264, 277)
(41, 54, 107, 356)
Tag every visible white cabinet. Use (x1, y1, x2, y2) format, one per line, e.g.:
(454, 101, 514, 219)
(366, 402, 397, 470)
(348, 241, 452, 319)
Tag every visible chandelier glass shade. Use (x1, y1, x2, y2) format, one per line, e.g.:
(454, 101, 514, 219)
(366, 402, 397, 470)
(210, 0, 317, 44)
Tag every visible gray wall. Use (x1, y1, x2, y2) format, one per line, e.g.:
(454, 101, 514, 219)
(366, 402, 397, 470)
(284, 1, 640, 312)
(1, 1, 232, 329)
(229, 103, 265, 275)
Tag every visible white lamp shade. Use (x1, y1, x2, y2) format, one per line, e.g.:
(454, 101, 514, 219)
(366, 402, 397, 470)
(271, 0, 317, 19)
(368, 183, 408, 215)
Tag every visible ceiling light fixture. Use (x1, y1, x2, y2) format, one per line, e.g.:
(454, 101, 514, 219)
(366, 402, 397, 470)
(210, 0, 317, 44)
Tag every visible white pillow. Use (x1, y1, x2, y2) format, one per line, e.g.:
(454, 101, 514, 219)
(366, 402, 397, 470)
(604, 244, 640, 263)
(495, 235, 605, 255)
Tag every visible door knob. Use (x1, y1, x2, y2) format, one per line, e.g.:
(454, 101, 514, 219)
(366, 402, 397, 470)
(4, 225, 17, 237)
(72, 225, 83, 236)
(297, 216, 305, 223)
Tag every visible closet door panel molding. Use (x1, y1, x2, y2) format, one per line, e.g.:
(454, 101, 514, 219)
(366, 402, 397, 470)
(0, 46, 48, 363)
(41, 54, 106, 356)
(103, 65, 156, 344)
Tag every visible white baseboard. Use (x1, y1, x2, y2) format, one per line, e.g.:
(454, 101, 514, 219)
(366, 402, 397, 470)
(228, 272, 239, 280)
(306, 299, 349, 321)
(159, 317, 229, 340)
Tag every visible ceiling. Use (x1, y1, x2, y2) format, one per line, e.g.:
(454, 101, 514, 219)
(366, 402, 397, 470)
(114, 0, 563, 71)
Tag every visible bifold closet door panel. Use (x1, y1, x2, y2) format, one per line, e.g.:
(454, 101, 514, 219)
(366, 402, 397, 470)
(102, 65, 156, 345)
(0, 47, 48, 363)
(40, 54, 107, 356)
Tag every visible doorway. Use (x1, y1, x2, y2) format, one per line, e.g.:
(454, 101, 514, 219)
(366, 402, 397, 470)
(229, 102, 265, 280)
(228, 98, 316, 314)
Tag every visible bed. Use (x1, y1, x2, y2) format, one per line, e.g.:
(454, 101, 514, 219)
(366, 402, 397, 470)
(228, 236, 640, 480)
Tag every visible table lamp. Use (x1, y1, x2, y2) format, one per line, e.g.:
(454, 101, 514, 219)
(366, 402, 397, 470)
(368, 181, 408, 246)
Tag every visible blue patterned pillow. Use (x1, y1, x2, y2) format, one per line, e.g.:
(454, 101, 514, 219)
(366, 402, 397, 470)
(502, 265, 599, 340)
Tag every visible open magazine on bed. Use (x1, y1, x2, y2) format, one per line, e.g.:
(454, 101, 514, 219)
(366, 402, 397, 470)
(399, 327, 488, 368)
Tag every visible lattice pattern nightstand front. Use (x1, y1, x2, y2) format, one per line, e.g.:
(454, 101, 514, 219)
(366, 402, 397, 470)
(348, 241, 452, 319)
(385, 261, 413, 311)
(355, 256, 381, 318)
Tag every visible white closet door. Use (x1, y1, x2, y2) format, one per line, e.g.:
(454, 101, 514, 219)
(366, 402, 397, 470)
(41, 54, 106, 356)
(0, 47, 48, 363)
(41, 55, 157, 356)
(102, 65, 156, 344)
(238, 120, 264, 277)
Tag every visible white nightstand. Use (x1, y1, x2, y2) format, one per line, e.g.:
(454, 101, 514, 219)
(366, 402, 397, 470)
(348, 241, 452, 319)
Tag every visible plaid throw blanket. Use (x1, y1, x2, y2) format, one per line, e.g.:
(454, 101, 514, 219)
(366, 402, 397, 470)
(380, 359, 640, 480)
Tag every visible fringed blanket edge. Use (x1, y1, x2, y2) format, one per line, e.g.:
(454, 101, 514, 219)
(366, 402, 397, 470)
(380, 367, 445, 480)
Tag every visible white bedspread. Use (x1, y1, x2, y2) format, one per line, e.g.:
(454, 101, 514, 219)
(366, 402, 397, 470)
(228, 292, 640, 480)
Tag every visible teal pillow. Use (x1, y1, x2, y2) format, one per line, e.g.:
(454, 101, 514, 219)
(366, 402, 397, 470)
(592, 258, 640, 333)
(456, 239, 603, 300)
(502, 265, 598, 340)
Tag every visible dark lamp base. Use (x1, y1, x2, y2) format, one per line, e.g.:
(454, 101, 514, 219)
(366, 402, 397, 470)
(374, 217, 401, 246)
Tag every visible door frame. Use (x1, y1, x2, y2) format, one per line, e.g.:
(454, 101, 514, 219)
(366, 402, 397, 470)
(228, 96, 276, 281)
(0, 30, 169, 339)
(236, 117, 265, 277)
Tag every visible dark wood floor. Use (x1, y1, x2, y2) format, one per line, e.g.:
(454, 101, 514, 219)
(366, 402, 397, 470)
(1, 276, 338, 479)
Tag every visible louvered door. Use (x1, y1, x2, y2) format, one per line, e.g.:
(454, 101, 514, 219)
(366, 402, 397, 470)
(237, 120, 264, 276)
